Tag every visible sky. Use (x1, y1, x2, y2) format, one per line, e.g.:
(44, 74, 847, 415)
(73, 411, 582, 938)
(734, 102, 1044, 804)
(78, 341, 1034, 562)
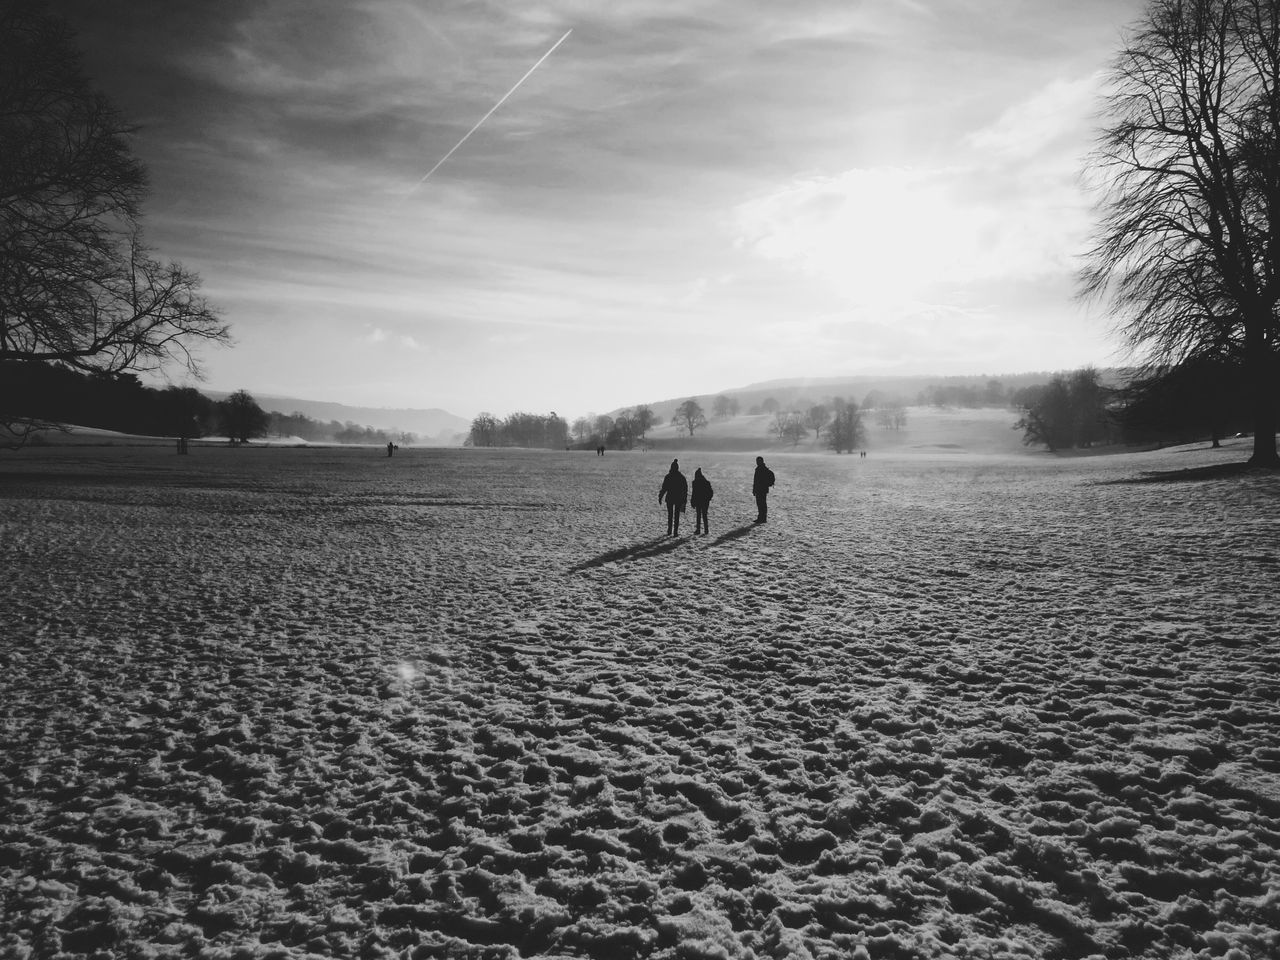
(48, 0, 1148, 420)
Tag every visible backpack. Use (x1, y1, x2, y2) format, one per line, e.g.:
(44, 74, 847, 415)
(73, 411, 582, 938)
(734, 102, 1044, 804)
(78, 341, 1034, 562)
(765, 468, 775, 487)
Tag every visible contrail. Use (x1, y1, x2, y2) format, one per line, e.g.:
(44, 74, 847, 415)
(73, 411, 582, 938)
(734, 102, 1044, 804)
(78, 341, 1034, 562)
(414, 29, 572, 188)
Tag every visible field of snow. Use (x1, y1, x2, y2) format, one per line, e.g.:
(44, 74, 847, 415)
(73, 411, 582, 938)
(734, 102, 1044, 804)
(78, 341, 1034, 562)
(2, 441, 1279, 959)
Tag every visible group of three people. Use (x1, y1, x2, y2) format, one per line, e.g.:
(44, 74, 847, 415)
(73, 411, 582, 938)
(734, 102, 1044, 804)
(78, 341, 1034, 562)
(658, 456, 775, 536)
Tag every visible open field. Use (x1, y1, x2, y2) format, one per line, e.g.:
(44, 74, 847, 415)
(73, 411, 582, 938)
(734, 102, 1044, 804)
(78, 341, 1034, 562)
(2, 441, 1279, 959)
(634, 406, 1028, 457)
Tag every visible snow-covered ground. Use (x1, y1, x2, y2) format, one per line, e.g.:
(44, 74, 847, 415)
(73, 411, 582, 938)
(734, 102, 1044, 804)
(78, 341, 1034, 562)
(2, 441, 1278, 959)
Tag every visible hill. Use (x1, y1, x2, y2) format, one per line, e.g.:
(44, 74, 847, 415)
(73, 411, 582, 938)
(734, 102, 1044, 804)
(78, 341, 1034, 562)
(205, 392, 469, 445)
(639, 404, 1028, 457)
(614, 371, 1064, 424)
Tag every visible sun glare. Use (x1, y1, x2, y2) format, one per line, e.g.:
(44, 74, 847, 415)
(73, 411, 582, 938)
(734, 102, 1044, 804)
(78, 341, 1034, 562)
(735, 166, 1079, 307)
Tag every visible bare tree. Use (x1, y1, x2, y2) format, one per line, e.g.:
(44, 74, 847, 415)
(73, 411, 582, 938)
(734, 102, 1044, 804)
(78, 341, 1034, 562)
(712, 394, 736, 419)
(827, 398, 865, 454)
(875, 401, 908, 430)
(1013, 369, 1113, 451)
(671, 398, 707, 436)
(804, 403, 830, 439)
(773, 411, 807, 445)
(612, 408, 638, 449)
(632, 404, 656, 439)
(1, 4, 229, 443)
(1081, 0, 1280, 466)
(469, 413, 499, 446)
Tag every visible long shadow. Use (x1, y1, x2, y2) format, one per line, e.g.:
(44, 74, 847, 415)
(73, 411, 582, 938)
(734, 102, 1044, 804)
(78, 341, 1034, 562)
(568, 536, 687, 572)
(1099, 461, 1274, 485)
(707, 523, 759, 547)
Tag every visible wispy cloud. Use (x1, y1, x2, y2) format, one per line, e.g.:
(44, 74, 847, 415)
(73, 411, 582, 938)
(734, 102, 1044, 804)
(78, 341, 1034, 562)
(48, 0, 1146, 415)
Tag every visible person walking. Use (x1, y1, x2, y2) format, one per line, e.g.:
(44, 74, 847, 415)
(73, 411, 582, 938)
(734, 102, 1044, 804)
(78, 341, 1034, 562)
(690, 467, 713, 535)
(752, 456, 774, 523)
(658, 459, 689, 536)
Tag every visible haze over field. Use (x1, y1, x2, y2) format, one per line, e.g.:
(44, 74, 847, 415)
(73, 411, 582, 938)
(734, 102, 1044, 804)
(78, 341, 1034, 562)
(45, 0, 1146, 417)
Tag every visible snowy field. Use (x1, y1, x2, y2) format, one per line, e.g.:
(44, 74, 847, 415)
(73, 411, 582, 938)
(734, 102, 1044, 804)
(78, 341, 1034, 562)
(2, 442, 1279, 960)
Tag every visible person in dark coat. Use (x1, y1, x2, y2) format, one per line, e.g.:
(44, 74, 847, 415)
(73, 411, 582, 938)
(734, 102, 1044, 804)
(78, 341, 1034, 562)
(658, 459, 688, 536)
(752, 456, 774, 523)
(690, 467, 713, 535)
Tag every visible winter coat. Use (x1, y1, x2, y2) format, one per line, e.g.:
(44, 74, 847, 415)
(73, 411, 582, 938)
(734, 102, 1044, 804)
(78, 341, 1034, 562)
(659, 470, 688, 510)
(691, 473, 713, 509)
(752, 464, 775, 495)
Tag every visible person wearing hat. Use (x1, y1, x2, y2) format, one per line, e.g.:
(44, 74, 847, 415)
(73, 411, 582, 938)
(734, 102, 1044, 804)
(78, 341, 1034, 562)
(658, 459, 689, 536)
(690, 467, 714, 535)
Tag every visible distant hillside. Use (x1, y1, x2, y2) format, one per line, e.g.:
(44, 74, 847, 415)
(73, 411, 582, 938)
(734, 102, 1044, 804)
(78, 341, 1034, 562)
(205, 392, 469, 445)
(613, 370, 1118, 424)
(641, 405, 1027, 457)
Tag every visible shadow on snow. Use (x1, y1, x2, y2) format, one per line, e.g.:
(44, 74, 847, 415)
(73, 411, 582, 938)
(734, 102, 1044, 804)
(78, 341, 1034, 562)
(568, 523, 761, 571)
(1099, 461, 1275, 485)
(568, 536, 686, 572)
(707, 523, 759, 547)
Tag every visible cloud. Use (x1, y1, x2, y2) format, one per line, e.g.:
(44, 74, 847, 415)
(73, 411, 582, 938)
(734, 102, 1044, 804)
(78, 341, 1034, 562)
(964, 73, 1105, 162)
(734, 166, 1046, 303)
(734, 69, 1105, 312)
(44, 0, 1140, 416)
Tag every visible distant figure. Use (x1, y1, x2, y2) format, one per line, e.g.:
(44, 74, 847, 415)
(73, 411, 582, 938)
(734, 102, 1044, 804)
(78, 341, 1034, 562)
(658, 459, 688, 536)
(691, 467, 713, 535)
(387, 441, 394, 457)
(597, 444, 605, 456)
(752, 456, 775, 523)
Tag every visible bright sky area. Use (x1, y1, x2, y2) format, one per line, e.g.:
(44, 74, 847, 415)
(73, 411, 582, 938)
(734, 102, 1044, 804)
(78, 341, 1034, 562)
(49, 0, 1148, 420)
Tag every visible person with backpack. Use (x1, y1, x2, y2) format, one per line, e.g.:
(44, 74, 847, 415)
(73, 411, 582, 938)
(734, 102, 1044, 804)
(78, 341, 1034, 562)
(658, 459, 689, 536)
(752, 456, 774, 523)
(690, 467, 713, 535)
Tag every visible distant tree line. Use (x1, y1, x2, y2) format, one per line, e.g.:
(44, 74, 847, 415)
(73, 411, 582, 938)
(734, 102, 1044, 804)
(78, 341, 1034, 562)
(1011, 362, 1264, 451)
(750, 398, 867, 451)
(469, 411, 569, 448)
(489, 358, 1259, 458)
(1115, 358, 1254, 448)
(1012, 369, 1115, 451)
(1, 361, 415, 446)
(916, 380, 1010, 408)
(264, 411, 416, 446)
(569, 406, 656, 450)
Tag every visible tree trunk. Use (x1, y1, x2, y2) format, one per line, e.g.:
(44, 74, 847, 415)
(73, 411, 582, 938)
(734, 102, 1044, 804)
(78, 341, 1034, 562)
(1245, 318, 1280, 467)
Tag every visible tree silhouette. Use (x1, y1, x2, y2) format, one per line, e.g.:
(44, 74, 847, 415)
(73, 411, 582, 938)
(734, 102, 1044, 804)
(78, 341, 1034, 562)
(671, 398, 707, 437)
(712, 395, 739, 419)
(632, 405, 656, 438)
(219, 390, 268, 443)
(0, 5, 229, 444)
(804, 403, 830, 439)
(827, 398, 865, 453)
(1081, 0, 1280, 466)
(1013, 369, 1113, 451)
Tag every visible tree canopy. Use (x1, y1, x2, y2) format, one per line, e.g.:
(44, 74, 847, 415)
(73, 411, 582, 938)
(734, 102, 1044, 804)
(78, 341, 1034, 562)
(1, 2, 229, 444)
(1081, 0, 1280, 465)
